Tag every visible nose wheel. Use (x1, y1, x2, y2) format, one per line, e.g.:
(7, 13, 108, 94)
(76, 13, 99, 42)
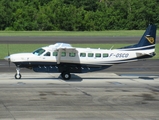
(15, 67, 22, 79)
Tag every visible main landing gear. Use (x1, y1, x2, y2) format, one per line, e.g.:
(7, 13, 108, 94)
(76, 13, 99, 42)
(15, 67, 21, 79)
(14, 67, 71, 80)
(61, 71, 71, 80)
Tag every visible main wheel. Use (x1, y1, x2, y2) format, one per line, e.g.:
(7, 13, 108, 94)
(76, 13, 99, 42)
(61, 72, 71, 80)
(15, 73, 22, 79)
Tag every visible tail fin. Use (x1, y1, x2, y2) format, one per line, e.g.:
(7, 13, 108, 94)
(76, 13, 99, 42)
(137, 24, 156, 47)
(120, 24, 157, 50)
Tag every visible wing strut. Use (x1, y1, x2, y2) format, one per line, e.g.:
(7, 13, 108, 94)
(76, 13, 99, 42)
(57, 49, 62, 64)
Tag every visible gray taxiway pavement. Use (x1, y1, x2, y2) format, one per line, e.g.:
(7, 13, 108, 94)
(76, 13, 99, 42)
(1, 36, 158, 44)
(1, 59, 159, 120)
(0, 72, 159, 120)
(0, 36, 141, 44)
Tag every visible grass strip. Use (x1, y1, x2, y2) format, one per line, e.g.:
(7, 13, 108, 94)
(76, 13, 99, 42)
(0, 30, 159, 36)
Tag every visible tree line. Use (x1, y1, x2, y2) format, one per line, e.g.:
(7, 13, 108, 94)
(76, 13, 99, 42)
(0, 0, 159, 31)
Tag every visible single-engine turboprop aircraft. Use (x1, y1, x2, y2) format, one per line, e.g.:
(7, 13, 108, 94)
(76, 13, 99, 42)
(4, 24, 157, 80)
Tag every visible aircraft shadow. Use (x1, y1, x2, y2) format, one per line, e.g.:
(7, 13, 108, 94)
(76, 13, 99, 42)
(20, 74, 157, 82)
(58, 74, 83, 82)
(21, 74, 83, 82)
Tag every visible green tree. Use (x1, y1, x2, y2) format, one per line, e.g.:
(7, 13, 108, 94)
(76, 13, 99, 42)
(126, 0, 159, 29)
(0, 0, 159, 30)
(0, 0, 14, 30)
(64, 0, 98, 11)
(12, 1, 39, 30)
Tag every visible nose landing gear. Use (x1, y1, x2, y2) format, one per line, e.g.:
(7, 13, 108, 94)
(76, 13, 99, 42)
(15, 67, 22, 79)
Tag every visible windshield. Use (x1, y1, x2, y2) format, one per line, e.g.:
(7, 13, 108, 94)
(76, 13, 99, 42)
(33, 48, 45, 56)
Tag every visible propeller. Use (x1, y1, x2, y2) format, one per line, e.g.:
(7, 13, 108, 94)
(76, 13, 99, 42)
(6, 44, 11, 67)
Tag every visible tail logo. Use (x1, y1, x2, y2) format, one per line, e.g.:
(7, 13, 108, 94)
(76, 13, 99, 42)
(145, 36, 154, 44)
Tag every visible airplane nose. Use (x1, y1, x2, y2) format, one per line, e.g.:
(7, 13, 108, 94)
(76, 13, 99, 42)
(4, 56, 10, 61)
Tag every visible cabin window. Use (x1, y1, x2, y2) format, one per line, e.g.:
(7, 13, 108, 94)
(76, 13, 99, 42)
(69, 53, 76, 57)
(53, 51, 58, 56)
(103, 53, 109, 58)
(33, 48, 45, 56)
(88, 53, 94, 57)
(95, 53, 101, 58)
(61, 52, 66, 57)
(80, 53, 86, 57)
(44, 52, 51, 56)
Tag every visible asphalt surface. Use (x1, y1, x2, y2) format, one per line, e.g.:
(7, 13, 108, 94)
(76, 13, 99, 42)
(0, 73, 159, 120)
(1, 36, 159, 44)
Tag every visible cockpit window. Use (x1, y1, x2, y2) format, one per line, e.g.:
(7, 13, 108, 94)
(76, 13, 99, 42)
(44, 52, 50, 56)
(33, 48, 45, 56)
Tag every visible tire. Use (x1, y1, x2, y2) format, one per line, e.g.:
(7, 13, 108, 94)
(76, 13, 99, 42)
(61, 72, 71, 80)
(15, 73, 22, 79)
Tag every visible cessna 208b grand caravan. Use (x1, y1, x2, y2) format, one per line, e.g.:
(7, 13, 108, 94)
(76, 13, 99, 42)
(4, 24, 157, 80)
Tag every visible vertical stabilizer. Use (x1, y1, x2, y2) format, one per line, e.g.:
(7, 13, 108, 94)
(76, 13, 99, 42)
(120, 24, 157, 50)
(137, 24, 156, 47)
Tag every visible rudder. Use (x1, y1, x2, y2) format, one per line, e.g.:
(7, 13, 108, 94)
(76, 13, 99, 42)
(137, 24, 156, 47)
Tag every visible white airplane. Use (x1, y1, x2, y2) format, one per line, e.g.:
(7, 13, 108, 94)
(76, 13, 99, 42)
(4, 24, 157, 80)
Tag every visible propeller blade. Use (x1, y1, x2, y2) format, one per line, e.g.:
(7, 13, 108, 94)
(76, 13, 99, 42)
(8, 57, 10, 67)
(7, 44, 11, 67)
(7, 44, 10, 56)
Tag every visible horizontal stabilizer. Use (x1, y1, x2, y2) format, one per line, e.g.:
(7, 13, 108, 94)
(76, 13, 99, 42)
(136, 52, 156, 59)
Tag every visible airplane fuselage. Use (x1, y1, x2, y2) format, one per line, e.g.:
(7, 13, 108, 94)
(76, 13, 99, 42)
(9, 44, 155, 74)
